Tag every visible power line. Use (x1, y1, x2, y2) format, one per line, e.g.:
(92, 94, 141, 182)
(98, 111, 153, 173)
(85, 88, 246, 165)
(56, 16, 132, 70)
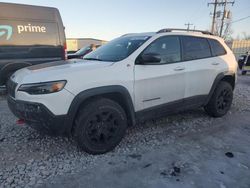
(231, 15, 250, 24)
(208, 0, 234, 35)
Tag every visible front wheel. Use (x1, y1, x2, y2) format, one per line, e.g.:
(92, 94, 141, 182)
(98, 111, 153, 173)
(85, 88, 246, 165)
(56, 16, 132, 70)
(204, 81, 233, 117)
(74, 98, 127, 154)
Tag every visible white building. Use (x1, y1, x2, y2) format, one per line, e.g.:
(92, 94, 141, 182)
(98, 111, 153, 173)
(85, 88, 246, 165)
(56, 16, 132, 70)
(66, 38, 107, 52)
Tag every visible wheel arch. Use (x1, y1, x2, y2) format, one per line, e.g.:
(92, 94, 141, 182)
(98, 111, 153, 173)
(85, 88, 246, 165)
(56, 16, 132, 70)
(66, 85, 136, 134)
(221, 74, 236, 90)
(205, 73, 236, 105)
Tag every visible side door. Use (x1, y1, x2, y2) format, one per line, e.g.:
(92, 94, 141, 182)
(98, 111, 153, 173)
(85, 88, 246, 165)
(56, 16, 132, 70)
(181, 36, 219, 105)
(134, 36, 185, 111)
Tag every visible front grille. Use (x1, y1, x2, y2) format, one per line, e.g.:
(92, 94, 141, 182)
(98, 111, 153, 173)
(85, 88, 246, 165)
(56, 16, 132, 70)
(7, 79, 18, 98)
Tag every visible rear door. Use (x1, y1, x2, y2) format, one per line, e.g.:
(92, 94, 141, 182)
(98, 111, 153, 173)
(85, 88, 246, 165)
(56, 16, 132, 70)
(181, 36, 224, 103)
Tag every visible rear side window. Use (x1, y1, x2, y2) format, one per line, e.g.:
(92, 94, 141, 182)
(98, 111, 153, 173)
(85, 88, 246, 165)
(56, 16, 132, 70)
(208, 39, 227, 56)
(182, 36, 211, 61)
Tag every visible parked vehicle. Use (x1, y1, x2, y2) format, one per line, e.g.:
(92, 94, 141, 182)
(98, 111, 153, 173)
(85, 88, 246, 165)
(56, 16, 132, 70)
(238, 52, 250, 75)
(67, 44, 100, 59)
(0, 2, 66, 85)
(7, 28, 238, 154)
(67, 50, 77, 54)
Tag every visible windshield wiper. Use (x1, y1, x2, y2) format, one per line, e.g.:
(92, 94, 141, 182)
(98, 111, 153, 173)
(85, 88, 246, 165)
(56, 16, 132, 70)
(83, 58, 104, 61)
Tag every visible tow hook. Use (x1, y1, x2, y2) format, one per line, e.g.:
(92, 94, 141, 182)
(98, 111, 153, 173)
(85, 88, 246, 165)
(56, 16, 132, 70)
(16, 119, 25, 125)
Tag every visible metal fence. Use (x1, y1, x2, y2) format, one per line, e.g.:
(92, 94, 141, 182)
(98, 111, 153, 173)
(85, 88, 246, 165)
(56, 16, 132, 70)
(227, 40, 250, 59)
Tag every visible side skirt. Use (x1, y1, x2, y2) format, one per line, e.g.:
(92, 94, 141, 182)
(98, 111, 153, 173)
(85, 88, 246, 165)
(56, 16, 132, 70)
(135, 95, 208, 122)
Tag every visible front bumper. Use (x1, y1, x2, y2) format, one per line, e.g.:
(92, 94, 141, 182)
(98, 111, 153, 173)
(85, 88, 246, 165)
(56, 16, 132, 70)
(7, 96, 69, 135)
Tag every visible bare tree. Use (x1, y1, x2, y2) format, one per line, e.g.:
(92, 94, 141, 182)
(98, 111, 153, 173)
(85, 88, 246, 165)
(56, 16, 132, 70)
(222, 17, 233, 40)
(242, 32, 250, 40)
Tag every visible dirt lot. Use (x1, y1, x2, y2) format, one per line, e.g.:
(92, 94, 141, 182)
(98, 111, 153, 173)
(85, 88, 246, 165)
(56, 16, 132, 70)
(0, 75, 250, 188)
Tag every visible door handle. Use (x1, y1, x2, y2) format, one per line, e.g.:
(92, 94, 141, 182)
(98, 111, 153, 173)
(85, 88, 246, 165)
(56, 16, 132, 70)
(212, 62, 219, 65)
(174, 67, 185, 71)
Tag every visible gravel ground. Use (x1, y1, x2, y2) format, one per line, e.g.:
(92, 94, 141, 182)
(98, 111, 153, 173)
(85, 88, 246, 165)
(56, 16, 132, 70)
(0, 75, 250, 188)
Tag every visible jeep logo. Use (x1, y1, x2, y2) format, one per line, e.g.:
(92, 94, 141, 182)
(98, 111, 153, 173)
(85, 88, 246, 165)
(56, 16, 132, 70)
(17, 24, 46, 34)
(0, 25, 13, 40)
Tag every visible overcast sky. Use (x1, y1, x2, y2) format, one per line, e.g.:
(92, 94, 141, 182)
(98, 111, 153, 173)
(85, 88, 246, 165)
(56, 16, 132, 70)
(2, 0, 250, 40)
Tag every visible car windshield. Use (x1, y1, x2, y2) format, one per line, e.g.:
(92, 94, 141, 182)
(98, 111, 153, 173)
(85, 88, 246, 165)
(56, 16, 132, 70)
(83, 35, 151, 62)
(75, 46, 91, 55)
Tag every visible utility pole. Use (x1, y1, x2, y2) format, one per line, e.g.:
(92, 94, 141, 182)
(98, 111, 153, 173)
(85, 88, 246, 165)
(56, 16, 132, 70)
(185, 23, 193, 31)
(219, 0, 227, 36)
(208, 0, 218, 34)
(208, 0, 234, 36)
(219, 0, 234, 37)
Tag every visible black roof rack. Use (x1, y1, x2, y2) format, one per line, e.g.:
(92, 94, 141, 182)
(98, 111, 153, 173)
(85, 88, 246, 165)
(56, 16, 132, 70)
(157, 28, 213, 35)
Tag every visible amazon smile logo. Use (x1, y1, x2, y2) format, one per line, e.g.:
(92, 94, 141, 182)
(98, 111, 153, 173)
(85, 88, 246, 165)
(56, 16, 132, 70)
(0, 25, 13, 40)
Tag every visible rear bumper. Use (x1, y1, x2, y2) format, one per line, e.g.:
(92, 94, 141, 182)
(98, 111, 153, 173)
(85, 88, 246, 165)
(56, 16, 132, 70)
(7, 96, 69, 135)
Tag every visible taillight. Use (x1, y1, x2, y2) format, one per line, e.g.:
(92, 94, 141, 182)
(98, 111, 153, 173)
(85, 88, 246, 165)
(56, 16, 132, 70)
(64, 42, 67, 60)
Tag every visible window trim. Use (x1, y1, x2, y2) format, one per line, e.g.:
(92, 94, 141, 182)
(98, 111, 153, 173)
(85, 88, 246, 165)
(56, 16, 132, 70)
(84, 35, 152, 62)
(135, 35, 227, 65)
(207, 38, 227, 57)
(180, 36, 213, 62)
(135, 35, 183, 65)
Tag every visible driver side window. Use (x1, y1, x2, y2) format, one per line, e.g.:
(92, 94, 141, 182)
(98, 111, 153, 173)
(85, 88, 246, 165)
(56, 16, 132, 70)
(143, 36, 181, 64)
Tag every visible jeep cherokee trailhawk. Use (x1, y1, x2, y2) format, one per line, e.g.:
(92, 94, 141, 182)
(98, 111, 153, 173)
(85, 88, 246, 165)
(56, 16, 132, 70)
(7, 29, 238, 154)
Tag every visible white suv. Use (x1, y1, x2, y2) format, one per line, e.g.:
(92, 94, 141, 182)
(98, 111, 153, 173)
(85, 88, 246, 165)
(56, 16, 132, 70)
(7, 29, 238, 154)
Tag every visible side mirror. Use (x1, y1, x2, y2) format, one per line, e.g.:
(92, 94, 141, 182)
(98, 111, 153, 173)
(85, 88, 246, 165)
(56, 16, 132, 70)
(138, 53, 161, 64)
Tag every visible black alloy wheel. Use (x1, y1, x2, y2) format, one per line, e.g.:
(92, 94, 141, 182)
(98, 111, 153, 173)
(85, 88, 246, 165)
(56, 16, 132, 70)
(74, 98, 127, 154)
(216, 87, 233, 114)
(204, 81, 233, 117)
(86, 109, 122, 146)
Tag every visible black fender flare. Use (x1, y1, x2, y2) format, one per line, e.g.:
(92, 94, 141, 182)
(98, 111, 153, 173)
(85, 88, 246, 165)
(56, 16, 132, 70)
(205, 73, 234, 105)
(65, 85, 136, 133)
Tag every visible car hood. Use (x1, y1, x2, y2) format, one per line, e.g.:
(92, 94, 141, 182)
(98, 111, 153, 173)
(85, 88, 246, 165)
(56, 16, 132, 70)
(12, 59, 114, 84)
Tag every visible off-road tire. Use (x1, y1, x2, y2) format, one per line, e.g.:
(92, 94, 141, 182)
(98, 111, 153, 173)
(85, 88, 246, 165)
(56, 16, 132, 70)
(74, 98, 127, 154)
(204, 81, 233, 117)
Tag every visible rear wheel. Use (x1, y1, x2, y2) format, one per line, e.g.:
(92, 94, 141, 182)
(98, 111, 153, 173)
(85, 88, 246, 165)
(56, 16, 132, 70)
(204, 81, 233, 117)
(74, 98, 127, 154)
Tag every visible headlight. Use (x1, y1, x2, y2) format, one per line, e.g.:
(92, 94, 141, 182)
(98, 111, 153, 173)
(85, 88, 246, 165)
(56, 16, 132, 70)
(18, 80, 67, 95)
